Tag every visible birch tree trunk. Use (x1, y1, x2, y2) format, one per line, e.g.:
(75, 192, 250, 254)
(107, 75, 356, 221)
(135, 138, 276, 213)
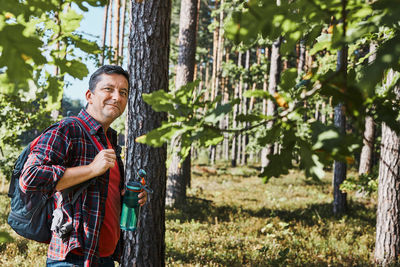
(122, 0, 171, 265)
(375, 69, 400, 265)
(166, 0, 198, 207)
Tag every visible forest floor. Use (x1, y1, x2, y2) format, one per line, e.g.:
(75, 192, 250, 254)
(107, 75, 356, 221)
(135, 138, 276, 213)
(0, 163, 376, 266)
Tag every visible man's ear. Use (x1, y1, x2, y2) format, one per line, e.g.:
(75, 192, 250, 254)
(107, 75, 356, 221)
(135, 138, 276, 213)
(85, 89, 93, 104)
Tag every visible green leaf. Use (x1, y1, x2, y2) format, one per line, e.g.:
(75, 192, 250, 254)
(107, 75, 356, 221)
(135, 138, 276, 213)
(204, 102, 234, 124)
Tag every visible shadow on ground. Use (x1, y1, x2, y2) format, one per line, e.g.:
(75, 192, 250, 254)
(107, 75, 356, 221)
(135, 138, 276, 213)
(166, 196, 376, 228)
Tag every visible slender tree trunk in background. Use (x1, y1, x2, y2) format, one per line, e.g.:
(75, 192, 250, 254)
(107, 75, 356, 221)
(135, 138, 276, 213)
(119, 0, 127, 63)
(248, 48, 261, 162)
(321, 102, 326, 124)
(315, 102, 320, 121)
(101, 1, 109, 65)
(204, 53, 210, 101)
(236, 53, 243, 165)
(166, 0, 198, 208)
(261, 37, 281, 172)
(107, 0, 113, 64)
(113, 0, 120, 63)
(215, 1, 225, 162)
(209, 0, 220, 165)
(231, 51, 242, 167)
(240, 49, 250, 166)
(297, 40, 306, 75)
(260, 47, 269, 165)
(223, 49, 230, 161)
(332, 0, 348, 216)
(122, 0, 171, 265)
(375, 69, 400, 265)
(359, 42, 377, 176)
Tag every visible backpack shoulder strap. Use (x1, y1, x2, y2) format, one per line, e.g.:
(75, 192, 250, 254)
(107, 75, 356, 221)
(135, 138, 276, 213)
(64, 117, 104, 204)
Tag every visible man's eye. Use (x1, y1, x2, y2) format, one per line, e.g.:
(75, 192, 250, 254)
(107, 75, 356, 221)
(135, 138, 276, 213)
(120, 91, 128, 97)
(104, 87, 112, 91)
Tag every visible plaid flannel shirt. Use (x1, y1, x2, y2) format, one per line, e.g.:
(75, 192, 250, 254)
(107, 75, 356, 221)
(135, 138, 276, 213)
(20, 109, 124, 266)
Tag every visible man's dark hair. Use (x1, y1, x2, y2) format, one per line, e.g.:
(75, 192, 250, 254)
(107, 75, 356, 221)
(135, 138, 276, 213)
(88, 65, 130, 92)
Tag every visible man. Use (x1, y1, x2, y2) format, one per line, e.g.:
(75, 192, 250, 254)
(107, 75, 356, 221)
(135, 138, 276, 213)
(20, 65, 146, 266)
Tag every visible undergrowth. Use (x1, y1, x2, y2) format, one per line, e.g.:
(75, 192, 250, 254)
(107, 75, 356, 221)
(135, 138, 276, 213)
(0, 165, 376, 266)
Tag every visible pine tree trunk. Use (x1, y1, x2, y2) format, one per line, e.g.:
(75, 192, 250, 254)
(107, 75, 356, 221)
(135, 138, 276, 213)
(240, 50, 250, 166)
(297, 40, 306, 75)
(119, 0, 127, 63)
(166, 0, 198, 208)
(113, 0, 121, 63)
(122, 0, 171, 265)
(332, 48, 348, 215)
(358, 42, 377, 175)
(261, 37, 281, 172)
(209, 0, 219, 165)
(223, 50, 230, 161)
(260, 47, 269, 165)
(231, 51, 242, 167)
(375, 69, 400, 265)
(101, 2, 109, 65)
(107, 0, 113, 62)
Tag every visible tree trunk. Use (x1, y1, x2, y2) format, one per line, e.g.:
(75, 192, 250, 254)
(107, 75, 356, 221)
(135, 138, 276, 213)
(260, 47, 269, 165)
(375, 69, 400, 265)
(113, 0, 120, 63)
(358, 42, 377, 175)
(122, 0, 171, 265)
(100, 2, 109, 65)
(107, 0, 113, 62)
(166, 0, 198, 208)
(297, 40, 306, 75)
(240, 49, 250, 166)
(332, 0, 348, 215)
(231, 51, 242, 167)
(261, 37, 281, 172)
(119, 0, 127, 64)
(209, 0, 219, 165)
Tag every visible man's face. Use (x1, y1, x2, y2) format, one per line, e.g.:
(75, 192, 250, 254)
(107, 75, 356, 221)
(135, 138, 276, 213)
(85, 73, 129, 127)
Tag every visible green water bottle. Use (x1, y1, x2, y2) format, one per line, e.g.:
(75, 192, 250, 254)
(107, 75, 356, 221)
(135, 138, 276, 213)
(120, 180, 142, 231)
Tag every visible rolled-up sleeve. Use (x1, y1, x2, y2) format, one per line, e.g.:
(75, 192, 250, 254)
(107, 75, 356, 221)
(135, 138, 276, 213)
(20, 123, 71, 195)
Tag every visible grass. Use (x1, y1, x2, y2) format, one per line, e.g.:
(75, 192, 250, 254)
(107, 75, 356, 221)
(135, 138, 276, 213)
(0, 165, 376, 266)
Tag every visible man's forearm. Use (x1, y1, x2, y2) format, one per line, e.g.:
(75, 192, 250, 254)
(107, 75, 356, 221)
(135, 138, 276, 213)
(55, 165, 96, 191)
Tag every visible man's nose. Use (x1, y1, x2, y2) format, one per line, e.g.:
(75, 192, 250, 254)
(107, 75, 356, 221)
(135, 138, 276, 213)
(111, 89, 121, 101)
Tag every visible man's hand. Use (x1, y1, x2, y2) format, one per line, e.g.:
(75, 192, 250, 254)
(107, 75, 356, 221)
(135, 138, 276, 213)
(138, 191, 148, 207)
(89, 149, 116, 177)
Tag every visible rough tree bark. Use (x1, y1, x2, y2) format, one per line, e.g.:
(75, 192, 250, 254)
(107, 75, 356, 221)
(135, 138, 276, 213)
(374, 69, 400, 265)
(166, 0, 198, 207)
(122, 0, 171, 265)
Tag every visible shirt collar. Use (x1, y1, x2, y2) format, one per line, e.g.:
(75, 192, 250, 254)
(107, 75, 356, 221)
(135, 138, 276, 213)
(77, 109, 118, 141)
